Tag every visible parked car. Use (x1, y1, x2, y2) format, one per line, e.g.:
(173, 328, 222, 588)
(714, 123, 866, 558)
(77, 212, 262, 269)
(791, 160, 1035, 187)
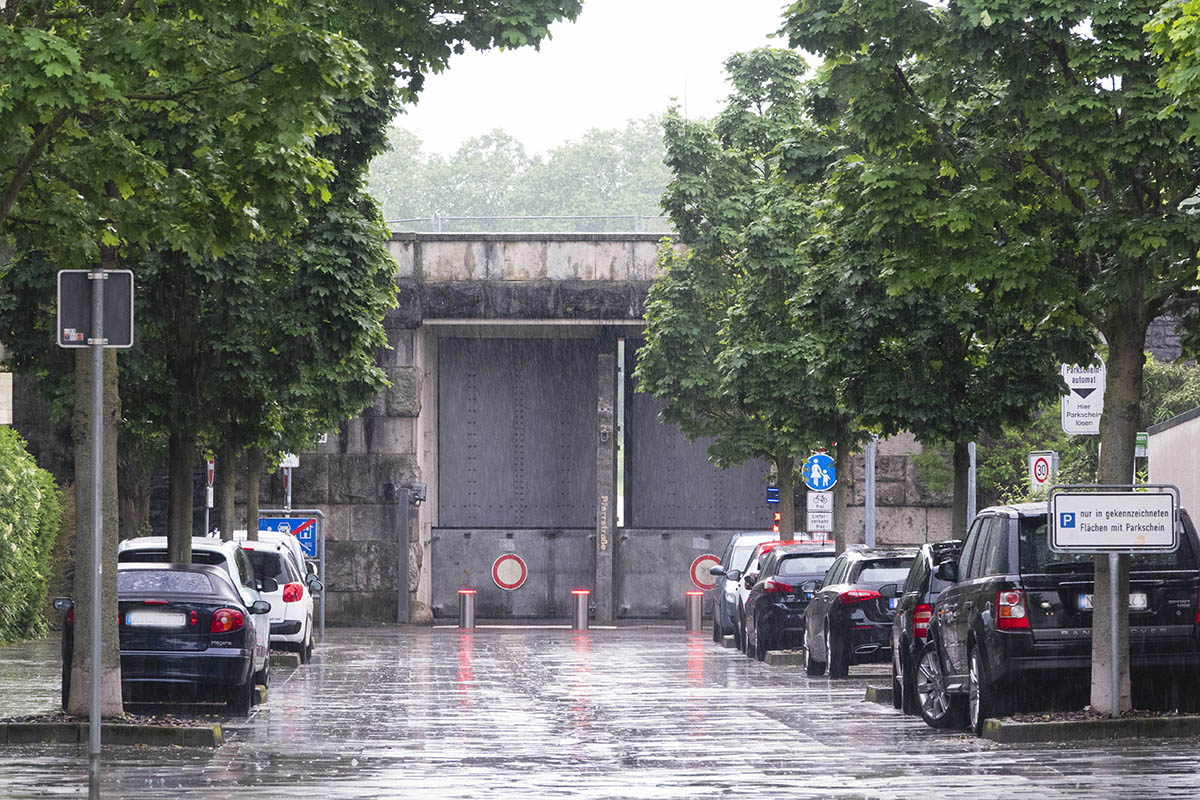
(117, 536, 275, 688)
(801, 547, 916, 677)
(743, 543, 837, 660)
(733, 539, 793, 652)
(708, 532, 777, 643)
(879, 539, 963, 714)
(56, 563, 271, 715)
(239, 539, 322, 662)
(224, 528, 318, 584)
(917, 503, 1200, 734)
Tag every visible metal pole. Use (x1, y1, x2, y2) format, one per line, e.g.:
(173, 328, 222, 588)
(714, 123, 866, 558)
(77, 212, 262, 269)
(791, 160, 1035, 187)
(685, 591, 703, 631)
(284, 467, 292, 511)
(571, 590, 590, 630)
(458, 590, 476, 629)
(88, 269, 105, 774)
(865, 436, 877, 547)
(397, 488, 410, 625)
(967, 442, 978, 523)
(1109, 551, 1120, 718)
(318, 517, 325, 642)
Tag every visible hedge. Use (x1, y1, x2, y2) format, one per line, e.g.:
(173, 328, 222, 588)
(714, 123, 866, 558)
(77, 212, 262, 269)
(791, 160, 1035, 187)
(0, 427, 63, 644)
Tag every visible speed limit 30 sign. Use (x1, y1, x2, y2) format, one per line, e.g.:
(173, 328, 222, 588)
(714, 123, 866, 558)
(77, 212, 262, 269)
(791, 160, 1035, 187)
(1029, 451, 1058, 491)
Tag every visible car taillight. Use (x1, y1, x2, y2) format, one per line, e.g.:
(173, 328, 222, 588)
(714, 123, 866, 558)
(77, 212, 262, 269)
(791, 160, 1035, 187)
(210, 608, 245, 633)
(67, 609, 74, 626)
(996, 590, 1030, 630)
(840, 589, 882, 603)
(913, 603, 933, 638)
(764, 579, 792, 594)
(189, 610, 198, 628)
(282, 582, 304, 603)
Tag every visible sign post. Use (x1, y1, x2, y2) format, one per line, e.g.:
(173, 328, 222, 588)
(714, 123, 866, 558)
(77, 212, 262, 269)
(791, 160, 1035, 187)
(57, 269, 134, 777)
(1049, 485, 1179, 718)
(802, 453, 836, 538)
(204, 459, 215, 535)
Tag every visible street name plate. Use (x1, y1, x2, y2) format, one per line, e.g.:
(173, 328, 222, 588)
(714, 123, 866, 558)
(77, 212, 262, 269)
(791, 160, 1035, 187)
(807, 510, 833, 532)
(1050, 492, 1176, 553)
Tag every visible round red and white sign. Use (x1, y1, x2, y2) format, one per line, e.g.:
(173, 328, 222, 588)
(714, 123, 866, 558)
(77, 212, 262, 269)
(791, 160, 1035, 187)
(492, 553, 528, 591)
(1032, 456, 1051, 485)
(690, 553, 721, 590)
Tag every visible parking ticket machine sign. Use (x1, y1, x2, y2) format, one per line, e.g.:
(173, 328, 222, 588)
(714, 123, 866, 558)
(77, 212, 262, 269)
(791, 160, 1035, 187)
(258, 516, 318, 557)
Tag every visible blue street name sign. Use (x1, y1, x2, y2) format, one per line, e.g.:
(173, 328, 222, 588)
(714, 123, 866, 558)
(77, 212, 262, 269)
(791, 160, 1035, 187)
(258, 516, 318, 558)
(802, 453, 837, 492)
(766, 487, 780, 504)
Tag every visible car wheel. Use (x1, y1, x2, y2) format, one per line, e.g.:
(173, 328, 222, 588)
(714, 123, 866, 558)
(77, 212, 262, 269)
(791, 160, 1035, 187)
(803, 629, 825, 676)
(229, 676, 254, 716)
(891, 648, 904, 710)
(915, 640, 965, 729)
(712, 613, 722, 643)
(736, 607, 747, 653)
(254, 650, 270, 690)
(299, 618, 312, 664)
(826, 625, 849, 679)
(305, 634, 314, 662)
(968, 643, 1005, 736)
(755, 622, 768, 662)
(900, 650, 918, 715)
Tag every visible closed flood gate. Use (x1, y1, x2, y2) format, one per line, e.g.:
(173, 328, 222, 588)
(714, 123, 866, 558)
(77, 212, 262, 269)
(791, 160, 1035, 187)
(431, 335, 771, 620)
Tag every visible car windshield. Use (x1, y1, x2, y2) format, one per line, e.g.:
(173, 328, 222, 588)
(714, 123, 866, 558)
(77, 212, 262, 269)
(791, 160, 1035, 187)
(857, 558, 914, 584)
(1018, 516, 1197, 572)
(731, 542, 762, 571)
(777, 554, 836, 577)
(118, 571, 214, 594)
(247, 551, 290, 584)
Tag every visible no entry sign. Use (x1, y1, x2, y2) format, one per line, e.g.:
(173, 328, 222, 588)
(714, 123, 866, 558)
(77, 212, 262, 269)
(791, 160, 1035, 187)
(690, 553, 721, 590)
(492, 553, 528, 591)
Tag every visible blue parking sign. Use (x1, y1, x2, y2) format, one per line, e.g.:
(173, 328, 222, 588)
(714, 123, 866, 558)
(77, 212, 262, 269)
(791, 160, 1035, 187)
(258, 516, 318, 557)
(1059, 512, 1076, 529)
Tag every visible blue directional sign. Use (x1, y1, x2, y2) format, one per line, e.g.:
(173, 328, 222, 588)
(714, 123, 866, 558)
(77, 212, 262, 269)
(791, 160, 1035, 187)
(802, 453, 836, 492)
(766, 486, 780, 504)
(258, 516, 318, 558)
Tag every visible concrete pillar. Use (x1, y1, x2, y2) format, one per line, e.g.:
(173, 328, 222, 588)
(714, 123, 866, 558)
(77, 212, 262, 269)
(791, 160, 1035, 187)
(594, 348, 617, 623)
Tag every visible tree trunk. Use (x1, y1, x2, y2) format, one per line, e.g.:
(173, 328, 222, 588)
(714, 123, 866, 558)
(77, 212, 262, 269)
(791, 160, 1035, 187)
(833, 441, 855, 551)
(952, 440, 971, 537)
(246, 448, 264, 542)
(775, 452, 795, 541)
(68, 347, 123, 717)
(165, 427, 195, 563)
(1090, 310, 1146, 716)
(117, 428, 150, 541)
(216, 440, 238, 541)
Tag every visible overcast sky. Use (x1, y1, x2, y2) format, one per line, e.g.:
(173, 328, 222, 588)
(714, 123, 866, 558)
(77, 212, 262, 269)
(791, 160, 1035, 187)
(398, 0, 795, 155)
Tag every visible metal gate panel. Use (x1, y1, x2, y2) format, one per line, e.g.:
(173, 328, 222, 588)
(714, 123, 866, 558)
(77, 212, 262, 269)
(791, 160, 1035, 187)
(431, 529, 593, 618)
(438, 338, 597, 529)
(625, 391, 770, 530)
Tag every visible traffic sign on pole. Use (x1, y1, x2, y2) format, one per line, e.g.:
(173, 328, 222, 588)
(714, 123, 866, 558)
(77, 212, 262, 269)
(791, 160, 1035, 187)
(56, 270, 134, 348)
(1061, 361, 1105, 434)
(802, 453, 836, 491)
(1028, 451, 1057, 492)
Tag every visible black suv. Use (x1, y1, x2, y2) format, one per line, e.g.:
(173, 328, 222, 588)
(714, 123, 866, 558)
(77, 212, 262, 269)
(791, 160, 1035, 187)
(801, 547, 916, 678)
(880, 539, 963, 715)
(917, 503, 1200, 734)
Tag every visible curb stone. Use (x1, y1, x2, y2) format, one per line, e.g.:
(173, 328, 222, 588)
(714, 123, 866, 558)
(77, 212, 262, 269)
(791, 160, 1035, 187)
(764, 650, 805, 666)
(270, 652, 301, 668)
(0, 722, 223, 747)
(864, 685, 894, 705)
(720, 635, 736, 649)
(982, 715, 1200, 744)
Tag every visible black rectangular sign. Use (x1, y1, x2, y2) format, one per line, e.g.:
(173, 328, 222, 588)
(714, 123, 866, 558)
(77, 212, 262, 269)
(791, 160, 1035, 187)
(56, 270, 134, 348)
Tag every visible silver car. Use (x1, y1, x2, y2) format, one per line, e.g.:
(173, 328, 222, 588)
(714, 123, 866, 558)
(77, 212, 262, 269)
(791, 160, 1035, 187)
(707, 532, 777, 643)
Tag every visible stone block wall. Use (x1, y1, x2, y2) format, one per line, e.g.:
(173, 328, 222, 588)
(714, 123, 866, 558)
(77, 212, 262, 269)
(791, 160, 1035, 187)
(841, 432, 956, 544)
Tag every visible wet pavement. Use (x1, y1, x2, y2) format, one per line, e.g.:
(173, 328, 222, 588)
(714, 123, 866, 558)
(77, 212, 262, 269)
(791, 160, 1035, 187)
(2, 626, 1200, 798)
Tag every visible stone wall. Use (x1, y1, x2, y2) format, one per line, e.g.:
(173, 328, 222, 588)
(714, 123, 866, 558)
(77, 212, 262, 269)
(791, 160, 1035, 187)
(842, 433, 955, 544)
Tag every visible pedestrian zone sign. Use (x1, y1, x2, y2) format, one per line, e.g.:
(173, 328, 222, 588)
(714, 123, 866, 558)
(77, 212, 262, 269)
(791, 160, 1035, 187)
(802, 453, 836, 492)
(259, 516, 318, 557)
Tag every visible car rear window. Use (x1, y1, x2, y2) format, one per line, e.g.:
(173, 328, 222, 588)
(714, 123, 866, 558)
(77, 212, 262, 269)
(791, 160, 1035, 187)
(777, 554, 837, 577)
(1018, 516, 1198, 572)
(856, 558, 914, 584)
(247, 551, 290, 583)
(118, 549, 226, 567)
(731, 543, 760, 571)
(118, 571, 215, 594)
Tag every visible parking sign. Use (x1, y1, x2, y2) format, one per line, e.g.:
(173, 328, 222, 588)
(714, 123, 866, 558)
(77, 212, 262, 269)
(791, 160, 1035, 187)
(258, 516, 318, 557)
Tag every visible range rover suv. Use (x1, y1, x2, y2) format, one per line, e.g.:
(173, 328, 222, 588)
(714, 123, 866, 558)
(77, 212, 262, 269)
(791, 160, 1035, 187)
(916, 502, 1200, 734)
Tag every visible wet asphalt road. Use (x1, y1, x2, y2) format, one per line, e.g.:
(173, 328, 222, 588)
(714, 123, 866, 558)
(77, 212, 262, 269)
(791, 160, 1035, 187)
(2, 626, 1200, 799)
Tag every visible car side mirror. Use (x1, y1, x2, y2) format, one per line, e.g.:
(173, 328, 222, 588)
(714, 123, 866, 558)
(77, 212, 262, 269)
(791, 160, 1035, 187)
(306, 561, 317, 575)
(258, 577, 279, 593)
(799, 580, 818, 593)
(306, 576, 324, 593)
(709, 565, 726, 577)
(53, 597, 74, 614)
(743, 573, 758, 590)
(878, 583, 900, 599)
(935, 561, 959, 583)
(250, 600, 271, 615)
(726, 569, 741, 583)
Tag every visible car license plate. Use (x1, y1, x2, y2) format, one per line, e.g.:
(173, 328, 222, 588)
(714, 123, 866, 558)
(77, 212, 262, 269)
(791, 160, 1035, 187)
(888, 597, 898, 610)
(1078, 592, 1147, 611)
(125, 610, 187, 628)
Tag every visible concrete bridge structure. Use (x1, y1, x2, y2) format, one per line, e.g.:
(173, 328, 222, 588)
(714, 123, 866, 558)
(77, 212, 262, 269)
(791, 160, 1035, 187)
(279, 232, 954, 625)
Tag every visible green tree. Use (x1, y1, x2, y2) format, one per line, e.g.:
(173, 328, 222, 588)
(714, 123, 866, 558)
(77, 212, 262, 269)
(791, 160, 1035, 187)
(785, 0, 1200, 713)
